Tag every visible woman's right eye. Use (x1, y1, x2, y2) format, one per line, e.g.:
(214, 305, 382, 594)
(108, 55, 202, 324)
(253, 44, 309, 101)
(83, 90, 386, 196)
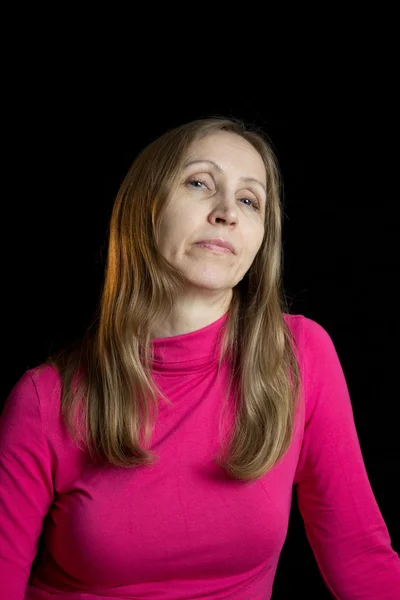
(188, 178, 207, 188)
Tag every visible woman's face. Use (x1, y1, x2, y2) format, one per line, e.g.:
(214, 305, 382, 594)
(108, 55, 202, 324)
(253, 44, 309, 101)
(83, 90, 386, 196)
(157, 130, 267, 293)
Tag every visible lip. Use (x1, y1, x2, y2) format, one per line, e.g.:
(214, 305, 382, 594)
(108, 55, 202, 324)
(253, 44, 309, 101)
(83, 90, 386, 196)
(195, 238, 235, 254)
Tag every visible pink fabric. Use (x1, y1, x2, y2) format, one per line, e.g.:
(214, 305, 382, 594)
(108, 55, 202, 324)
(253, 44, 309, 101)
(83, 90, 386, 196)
(1, 313, 399, 599)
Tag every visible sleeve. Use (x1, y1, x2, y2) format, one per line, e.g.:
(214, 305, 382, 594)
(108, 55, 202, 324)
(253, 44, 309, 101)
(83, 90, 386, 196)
(294, 317, 400, 600)
(0, 371, 54, 599)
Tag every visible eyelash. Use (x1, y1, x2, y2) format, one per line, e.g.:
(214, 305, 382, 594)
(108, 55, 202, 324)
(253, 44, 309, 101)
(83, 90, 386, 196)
(187, 178, 260, 211)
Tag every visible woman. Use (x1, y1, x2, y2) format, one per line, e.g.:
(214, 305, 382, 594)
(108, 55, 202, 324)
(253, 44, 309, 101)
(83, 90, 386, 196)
(1, 117, 399, 599)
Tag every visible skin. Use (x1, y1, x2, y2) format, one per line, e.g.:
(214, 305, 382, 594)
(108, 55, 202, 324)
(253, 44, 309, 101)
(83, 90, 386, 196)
(152, 130, 267, 338)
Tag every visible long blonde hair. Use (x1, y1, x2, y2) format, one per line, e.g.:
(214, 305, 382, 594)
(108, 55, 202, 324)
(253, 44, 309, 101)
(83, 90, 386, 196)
(45, 117, 302, 481)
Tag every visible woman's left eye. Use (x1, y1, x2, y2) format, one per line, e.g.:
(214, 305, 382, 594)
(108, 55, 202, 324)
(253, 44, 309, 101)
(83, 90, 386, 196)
(240, 197, 260, 210)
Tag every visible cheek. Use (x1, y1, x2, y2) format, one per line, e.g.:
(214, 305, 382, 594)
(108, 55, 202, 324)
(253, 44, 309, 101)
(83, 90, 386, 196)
(244, 223, 264, 247)
(158, 222, 193, 256)
(248, 231, 265, 260)
(162, 205, 200, 240)
(163, 198, 199, 229)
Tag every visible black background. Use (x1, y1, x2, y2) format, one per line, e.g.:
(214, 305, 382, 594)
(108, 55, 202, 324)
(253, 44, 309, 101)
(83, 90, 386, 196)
(2, 38, 399, 598)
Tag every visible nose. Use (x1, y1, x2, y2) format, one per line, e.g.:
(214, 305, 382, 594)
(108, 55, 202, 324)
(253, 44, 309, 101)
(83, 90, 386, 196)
(211, 191, 238, 224)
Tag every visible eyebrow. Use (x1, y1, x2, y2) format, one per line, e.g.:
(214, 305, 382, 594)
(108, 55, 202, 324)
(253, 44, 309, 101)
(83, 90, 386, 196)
(183, 159, 267, 194)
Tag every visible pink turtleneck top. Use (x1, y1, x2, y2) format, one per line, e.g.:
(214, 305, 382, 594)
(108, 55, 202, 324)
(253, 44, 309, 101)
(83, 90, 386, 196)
(1, 312, 399, 599)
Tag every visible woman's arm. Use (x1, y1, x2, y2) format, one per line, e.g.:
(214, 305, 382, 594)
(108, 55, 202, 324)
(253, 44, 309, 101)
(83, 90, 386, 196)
(294, 316, 400, 599)
(0, 371, 54, 599)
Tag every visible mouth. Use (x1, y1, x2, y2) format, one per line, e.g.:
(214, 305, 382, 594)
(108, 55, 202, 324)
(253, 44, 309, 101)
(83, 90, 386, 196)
(195, 239, 235, 254)
(195, 242, 233, 254)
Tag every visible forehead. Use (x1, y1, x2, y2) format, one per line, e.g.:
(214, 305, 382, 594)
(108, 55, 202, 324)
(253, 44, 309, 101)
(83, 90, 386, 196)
(184, 131, 266, 181)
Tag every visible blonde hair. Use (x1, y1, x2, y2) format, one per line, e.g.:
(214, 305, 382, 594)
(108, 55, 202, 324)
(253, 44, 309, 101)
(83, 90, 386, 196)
(45, 117, 302, 481)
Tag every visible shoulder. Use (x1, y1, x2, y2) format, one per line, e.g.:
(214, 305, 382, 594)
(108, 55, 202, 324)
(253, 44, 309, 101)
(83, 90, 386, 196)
(283, 312, 336, 357)
(282, 313, 341, 400)
(9, 364, 65, 424)
(2, 363, 62, 440)
(283, 313, 349, 425)
(27, 363, 63, 398)
(5, 363, 61, 403)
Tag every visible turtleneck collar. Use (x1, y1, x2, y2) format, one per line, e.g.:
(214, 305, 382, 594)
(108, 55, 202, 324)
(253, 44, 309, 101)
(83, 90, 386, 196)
(150, 311, 229, 374)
